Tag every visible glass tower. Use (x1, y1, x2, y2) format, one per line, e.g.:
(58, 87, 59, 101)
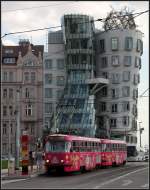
(52, 14, 96, 137)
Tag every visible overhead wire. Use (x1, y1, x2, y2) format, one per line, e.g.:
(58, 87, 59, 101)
(1, 9, 149, 39)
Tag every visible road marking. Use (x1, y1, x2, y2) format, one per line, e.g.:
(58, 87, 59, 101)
(94, 167, 148, 189)
(122, 179, 133, 186)
(141, 184, 149, 188)
(2, 178, 27, 185)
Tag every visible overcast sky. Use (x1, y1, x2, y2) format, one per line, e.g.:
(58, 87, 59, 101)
(1, 1, 149, 148)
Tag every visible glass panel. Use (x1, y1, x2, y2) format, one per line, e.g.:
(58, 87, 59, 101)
(45, 141, 71, 152)
(124, 56, 131, 66)
(125, 37, 133, 50)
(111, 38, 118, 50)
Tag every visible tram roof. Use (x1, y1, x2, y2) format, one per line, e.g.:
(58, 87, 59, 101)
(47, 134, 101, 142)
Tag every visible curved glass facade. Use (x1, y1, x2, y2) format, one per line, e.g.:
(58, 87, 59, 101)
(54, 14, 96, 137)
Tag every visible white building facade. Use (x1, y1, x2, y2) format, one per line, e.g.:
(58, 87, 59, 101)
(43, 31, 66, 132)
(95, 29, 143, 153)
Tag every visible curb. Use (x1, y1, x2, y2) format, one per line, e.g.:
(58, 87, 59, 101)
(1, 172, 42, 180)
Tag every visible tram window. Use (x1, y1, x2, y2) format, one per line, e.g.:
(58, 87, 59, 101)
(102, 144, 106, 152)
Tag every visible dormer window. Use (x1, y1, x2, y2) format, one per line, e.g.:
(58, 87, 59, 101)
(24, 59, 34, 66)
(3, 58, 15, 64)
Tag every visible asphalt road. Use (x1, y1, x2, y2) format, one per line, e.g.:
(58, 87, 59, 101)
(2, 162, 149, 189)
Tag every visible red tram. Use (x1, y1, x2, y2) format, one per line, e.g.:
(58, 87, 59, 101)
(44, 134, 127, 173)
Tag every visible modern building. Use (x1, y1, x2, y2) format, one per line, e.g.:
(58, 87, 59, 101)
(95, 29, 143, 155)
(43, 30, 66, 133)
(49, 14, 108, 137)
(1, 40, 44, 156)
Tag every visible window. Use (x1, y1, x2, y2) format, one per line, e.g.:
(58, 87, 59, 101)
(111, 73, 120, 83)
(133, 74, 139, 85)
(45, 103, 52, 113)
(133, 89, 138, 99)
(72, 113, 82, 124)
(101, 57, 108, 68)
(3, 72, 7, 81)
(124, 56, 132, 66)
(111, 88, 119, 98)
(122, 116, 129, 126)
(61, 114, 68, 124)
(3, 58, 16, 64)
(57, 90, 63, 99)
(135, 57, 141, 69)
(132, 104, 137, 116)
(101, 87, 107, 97)
(9, 106, 13, 115)
(2, 143, 7, 154)
(10, 123, 13, 134)
(45, 59, 52, 69)
(9, 72, 13, 81)
(3, 106, 7, 116)
(99, 39, 105, 52)
(45, 88, 52, 98)
(110, 118, 117, 128)
(75, 99, 85, 109)
(3, 123, 7, 135)
(71, 85, 78, 94)
(57, 76, 65, 86)
(100, 102, 106, 112)
(31, 72, 35, 82)
(112, 56, 119, 66)
(25, 88, 30, 98)
(57, 59, 64, 69)
(125, 37, 133, 50)
(24, 72, 29, 82)
(137, 39, 143, 54)
(122, 101, 130, 112)
(24, 59, 34, 66)
(79, 84, 87, 95)
(123, 71, 130, 81)
(102, 72, 108, 79)
(9, 89, 13, 99)
(81, 39, 88, 49)
(25, 104, 33, 116)
(111, 38, 118, 50)
(45, 74, 52, 84)
(10, 144, 13, 154)
(3, 89, 7, 98)
(122, 86, 130, 97)
(112, 103, 118, 113)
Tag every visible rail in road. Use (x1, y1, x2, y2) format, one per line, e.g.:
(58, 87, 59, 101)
(1, 162, 149, 189)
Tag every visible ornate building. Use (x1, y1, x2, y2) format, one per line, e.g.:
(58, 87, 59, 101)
(1, 40, 44, 156)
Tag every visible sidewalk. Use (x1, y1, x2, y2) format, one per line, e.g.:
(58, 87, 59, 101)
(1, 165, 45, 180)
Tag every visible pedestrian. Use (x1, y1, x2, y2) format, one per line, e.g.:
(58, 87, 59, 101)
(36, 148, 43, 171)
(29, 151, 34, 173)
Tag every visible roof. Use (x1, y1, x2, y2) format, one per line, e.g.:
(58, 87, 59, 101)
(2, 44, 44, 65)
(47, 134, 101, 143)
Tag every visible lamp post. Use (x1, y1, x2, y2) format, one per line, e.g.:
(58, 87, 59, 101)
(139, 122, 144, 148)
(15, 89, 21, 170)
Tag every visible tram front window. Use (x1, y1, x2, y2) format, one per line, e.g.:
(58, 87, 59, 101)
(45, 141, 71, 153)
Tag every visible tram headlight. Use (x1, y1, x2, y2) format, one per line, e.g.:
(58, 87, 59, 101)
(61, 159, 64, 163)
(46, 160, 50, 163)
